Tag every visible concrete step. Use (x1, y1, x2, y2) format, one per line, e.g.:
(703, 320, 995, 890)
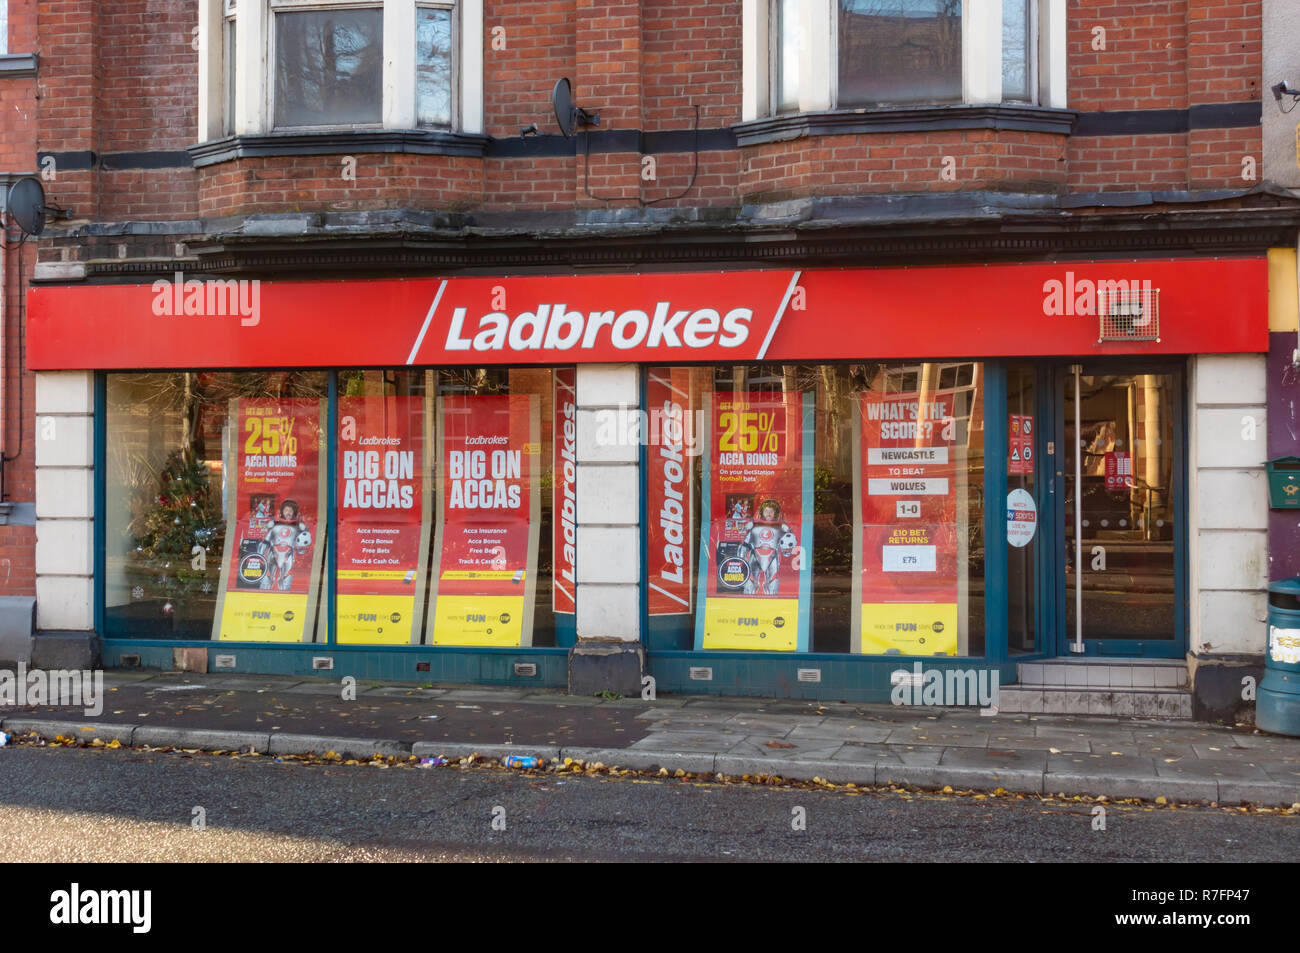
(997, 686, 1192, 718)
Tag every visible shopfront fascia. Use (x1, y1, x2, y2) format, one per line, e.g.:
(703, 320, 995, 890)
(28, 257, 1268, 700)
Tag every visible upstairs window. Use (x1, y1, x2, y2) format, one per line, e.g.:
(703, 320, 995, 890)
(749, 0, 1063, 120)
(199, 0, 482, 141)
(837, 0, 963, 107)
(273, 4, 385, 128)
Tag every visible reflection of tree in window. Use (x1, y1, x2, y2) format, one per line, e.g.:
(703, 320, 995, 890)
(276, 10, 383, 127)
(837, 0, 961, 107)
(417, 7, 453, 128)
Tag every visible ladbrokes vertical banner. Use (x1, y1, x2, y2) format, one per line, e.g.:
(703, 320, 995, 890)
(335, 395, 431, 644)
(430, 394, 540, 646)
(694, 390, 813, 651)
(646, 367, 696, 618)
(853, 390, 959, 655)
(214, 398, 326, 642)
(552, 370, 577, 623)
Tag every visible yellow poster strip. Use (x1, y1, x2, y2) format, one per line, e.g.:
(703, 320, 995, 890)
(439, 570, 526, 582)
(216, 592, 311, 643)
(859, 603, 958, 656)
(701, 598, 799, 651)
(336, 594, 418, 645)
(431, 595, 526, 647)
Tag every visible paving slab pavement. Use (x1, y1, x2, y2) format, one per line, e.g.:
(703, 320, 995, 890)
(4, 671, 1300, 806)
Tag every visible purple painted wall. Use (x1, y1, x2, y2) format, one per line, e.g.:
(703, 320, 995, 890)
(1268, 332, 1300, 581)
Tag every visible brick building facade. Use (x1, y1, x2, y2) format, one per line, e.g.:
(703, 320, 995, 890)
(4, 0, 1298, 722)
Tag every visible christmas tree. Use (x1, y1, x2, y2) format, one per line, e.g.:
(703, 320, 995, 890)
(130, 447, 225, 616)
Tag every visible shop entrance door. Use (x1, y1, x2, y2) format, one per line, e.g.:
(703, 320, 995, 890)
(1052, 363, 1186, 657)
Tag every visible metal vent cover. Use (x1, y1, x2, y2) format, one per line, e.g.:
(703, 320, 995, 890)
(1098, 286, 1159, 342)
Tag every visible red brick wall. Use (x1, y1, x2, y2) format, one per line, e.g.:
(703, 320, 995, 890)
(198, 154, 485, 217)
(1, 0, 39, 596)
(1066, 0, 1261, 192)
(741, 131, 1067, 203)
(26, 1, 1270, 220)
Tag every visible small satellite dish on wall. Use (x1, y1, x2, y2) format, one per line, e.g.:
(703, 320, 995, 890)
(552, 78, 600, 139)
(5, 177, 46, 237)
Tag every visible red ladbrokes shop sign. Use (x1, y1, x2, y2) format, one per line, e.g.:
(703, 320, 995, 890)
(28, 258, 1266, 370)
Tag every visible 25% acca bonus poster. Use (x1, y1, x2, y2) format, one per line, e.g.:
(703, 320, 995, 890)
(696, 391, 813, 652)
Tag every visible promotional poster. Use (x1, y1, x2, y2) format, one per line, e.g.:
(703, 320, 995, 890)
(429, 394, 540, 646)
(214, 398, 326, 642)
(552, 369, 577, 618)
(695, 390, 812, 652)
(646, 367, 696, 617)
(335, 394, 432, 644)
(854, 390, 960, 655)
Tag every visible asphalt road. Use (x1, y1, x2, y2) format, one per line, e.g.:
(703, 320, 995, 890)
(0, 745, 1296, 864)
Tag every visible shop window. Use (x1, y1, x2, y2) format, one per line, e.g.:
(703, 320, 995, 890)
(335, 367, 566, 648)
(104, 372, 330, 642)
(645, 363, 986, 657)
(103, 367, 569, 648)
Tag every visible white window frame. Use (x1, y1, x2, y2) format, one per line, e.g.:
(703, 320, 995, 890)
(0, 1, 9, 57)
(197, 0, 483, 141)
(744, 0, 1066, 121)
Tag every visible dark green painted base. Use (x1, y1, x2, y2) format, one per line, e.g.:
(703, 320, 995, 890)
(648, 651, 1018, 704)
(102, 641, 570, 689)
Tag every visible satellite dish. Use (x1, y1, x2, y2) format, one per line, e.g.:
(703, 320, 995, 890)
(5, 177, 46, 237)
(552, 77, 599, 139)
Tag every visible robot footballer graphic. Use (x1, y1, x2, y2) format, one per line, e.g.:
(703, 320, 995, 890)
(259, 499, 313, 591)
(740, 499, 799, 595)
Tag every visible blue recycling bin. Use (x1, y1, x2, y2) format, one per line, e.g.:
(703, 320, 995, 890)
(1258, 578, 1300, 736)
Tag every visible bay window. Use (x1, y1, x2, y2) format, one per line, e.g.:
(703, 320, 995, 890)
(747, 0, 1065, 121)
(198, 0, 482, 141)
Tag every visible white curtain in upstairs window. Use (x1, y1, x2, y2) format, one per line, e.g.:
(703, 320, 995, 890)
(1, 1, 9, 56)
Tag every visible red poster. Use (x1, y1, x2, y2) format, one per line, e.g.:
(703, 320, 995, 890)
(698, 391, 808, 651)
(857, 391, 959, 655)
(553, 369, 577, 615)
(431, 394, 537, 646)
(1105, 450, 1133, 492)
(215, 397, 325, 642)
(1009, 413, 1034, 475)
(646, 367, 695, 616)
(335, 395, 429, 644)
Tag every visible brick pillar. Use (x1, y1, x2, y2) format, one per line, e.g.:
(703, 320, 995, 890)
(574, 0, 642, 206)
